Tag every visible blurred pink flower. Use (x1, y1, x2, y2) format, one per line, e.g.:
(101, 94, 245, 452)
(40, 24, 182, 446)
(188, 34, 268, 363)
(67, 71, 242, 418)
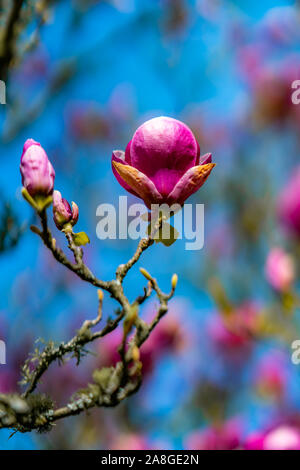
(109, 433, 150, 450)
(112, 116, 215, 208)
(186, 418, 242, 450)
(265, 248, 295, 292)
(245, 425, 300, 450)
(238, 52, 300, 126)
(278, 168, 300, 238)
(207, 302, 259, 360)
(254, 351, 287, 400)
(237, 44, 265, 86)
(20, 139, 55, 197)
(66, 102, 111, 142)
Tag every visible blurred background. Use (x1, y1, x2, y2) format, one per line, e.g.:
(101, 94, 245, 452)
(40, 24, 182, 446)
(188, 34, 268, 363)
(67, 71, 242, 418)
(1, 0, 300, 450)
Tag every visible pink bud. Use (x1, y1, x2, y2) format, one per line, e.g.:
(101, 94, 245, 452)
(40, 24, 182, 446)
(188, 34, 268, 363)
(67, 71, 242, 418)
(53, 190, 79, 230)
(245, 425, 300, 450)
(278, 167, 300, 238)
(71, 201, 79, 225)
(20, 139, 55, 197)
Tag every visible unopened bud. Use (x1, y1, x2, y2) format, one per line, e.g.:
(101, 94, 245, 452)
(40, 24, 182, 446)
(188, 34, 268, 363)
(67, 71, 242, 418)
(132, 345, 140, 362)
(139, 267, 152, 281)
(97, 289, 104, 301)
(52, 238, 56, 250)
(20, 139, 55, 199)
(123, 305, 138, 337)
(53, 190, 79, 230)
(171, 273, 178, 289)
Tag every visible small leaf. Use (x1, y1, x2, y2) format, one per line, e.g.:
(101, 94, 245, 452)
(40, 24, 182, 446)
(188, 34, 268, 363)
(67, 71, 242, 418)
(73, 231, 90, 246)
(154, 222, 179, 247)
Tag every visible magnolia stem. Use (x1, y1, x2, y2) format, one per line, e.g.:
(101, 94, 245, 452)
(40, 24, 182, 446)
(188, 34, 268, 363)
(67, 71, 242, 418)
(0, 207, 177, 433)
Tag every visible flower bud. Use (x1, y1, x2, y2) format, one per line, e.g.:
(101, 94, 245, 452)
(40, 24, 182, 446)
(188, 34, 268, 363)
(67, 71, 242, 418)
(131, 345, 140, 362)
(171, 273, 178, 289)
(20, 139, 55, 198)
(97, 289, 104, 301)
(139, 267, 153, 281)
(53, 190, 79, 230)
(112, 117, 215, 208)
(71, 201, 79, 225)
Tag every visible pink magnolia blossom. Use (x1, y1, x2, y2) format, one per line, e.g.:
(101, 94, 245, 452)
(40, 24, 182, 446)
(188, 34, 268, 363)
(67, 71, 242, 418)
(278, 168, 300, 238)
(112, 116, 215, 208)
(20, 139, 55, 197)
(265, 248, 295, 292)
(244, 425, 300, 450)
(53, 190, 79, 230)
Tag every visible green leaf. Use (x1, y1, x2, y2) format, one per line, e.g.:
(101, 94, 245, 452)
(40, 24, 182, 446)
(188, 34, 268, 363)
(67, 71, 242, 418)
(154, 222, 179, 247)
(73, 231, 90, 246)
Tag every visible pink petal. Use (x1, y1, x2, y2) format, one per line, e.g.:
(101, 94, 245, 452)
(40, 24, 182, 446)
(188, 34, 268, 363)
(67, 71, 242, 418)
(130, 117, 199, 179)
(21, 138, 40, 158)
(195, 140, 201, 165)
(112, 161, 163, 208)
(125, 140, 132, 164)
(71, 201, 79, 225)
(167, 163, 216, 205)
(199, 153, 212, 165)
(150, 168, 187, 197)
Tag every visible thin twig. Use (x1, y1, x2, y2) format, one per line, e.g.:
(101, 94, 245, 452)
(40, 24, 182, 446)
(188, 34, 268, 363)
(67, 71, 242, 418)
(0, 0, 25, 81)
(0, 205, 177, 433)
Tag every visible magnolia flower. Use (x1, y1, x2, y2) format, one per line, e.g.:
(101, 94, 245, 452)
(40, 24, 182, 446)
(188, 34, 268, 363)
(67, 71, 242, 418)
(278, 168, 300, 238)
(20, 139, 55, 197)
(112, 116, 215, 208)
(265, 247, 295, 292)
(53, 190, 79, 230)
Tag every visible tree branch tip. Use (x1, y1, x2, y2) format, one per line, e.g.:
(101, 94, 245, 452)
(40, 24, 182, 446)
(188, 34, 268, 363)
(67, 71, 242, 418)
(139, 267, 152, 281)
(30, 225, 41, 235)
(171, 273, 178, 289)
(97, 289, 104, 301)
